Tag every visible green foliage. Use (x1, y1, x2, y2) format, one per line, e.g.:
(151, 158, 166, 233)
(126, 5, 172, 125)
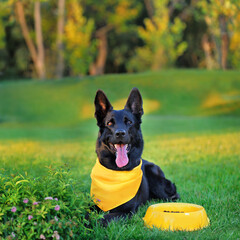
(64, 1, 96, 76)
(0, 1, 10, 49)
(229, 12, 240, 69)
(1, 0, 240, 78)
(197, 0, 240, 68)
(0, 166, 101, 239)
(0, 19, 5, 49)
(107, 28, 140, 72)
(15, 46, 29, 72)
(128, 0, 187, 72)
(83, 0, 140, 30)
(0, 1, 13, 73)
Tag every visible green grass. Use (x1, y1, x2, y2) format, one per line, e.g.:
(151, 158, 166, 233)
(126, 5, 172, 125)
(1, 70, 240, 127)
(0, 70, 240, 239)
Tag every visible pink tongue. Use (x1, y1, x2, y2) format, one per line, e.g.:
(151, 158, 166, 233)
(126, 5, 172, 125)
(115, 144, 129, 168)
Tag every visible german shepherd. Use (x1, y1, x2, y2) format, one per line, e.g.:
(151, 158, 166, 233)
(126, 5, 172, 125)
(93, 88, 179, 225)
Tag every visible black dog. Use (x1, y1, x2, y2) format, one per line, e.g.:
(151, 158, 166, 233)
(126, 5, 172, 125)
(91, 88, 179, 224)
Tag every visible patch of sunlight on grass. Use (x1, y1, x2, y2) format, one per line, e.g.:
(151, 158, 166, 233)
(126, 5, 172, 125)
(202, 92, 229, 108)
(201, 91, 240, 115)
(0, 141, 40, 155)
(81, 98, 160, 119)
(81, 102, 94, 119)
(0, 140, 96, 174)
(143, 132, 240, 166)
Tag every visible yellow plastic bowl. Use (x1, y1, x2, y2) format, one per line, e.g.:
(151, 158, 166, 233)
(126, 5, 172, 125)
(143, 203, 210, 231)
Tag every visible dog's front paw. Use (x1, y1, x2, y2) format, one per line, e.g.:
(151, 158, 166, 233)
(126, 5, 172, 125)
(99, 212, 128, 226)
(99, 216, 110, 227)
(170, 193, 180, 201)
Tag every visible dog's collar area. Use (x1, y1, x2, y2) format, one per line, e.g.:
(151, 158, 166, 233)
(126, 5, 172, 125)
(90, 158, 143, 211)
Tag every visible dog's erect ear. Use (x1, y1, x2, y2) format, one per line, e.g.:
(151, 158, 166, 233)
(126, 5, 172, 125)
(94, 90, 113, 126)
(124, 88, 143, 119)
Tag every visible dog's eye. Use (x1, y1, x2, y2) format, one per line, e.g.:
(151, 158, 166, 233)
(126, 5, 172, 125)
(126, 119, 132, 125)
(107, 121, 113, 126)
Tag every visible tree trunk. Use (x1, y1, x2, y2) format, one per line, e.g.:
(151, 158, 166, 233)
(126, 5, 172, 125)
(204, 16, 221, 69)
(15, 1, 39, 77)
(219, 14, 229, 70)
(202, 34, 214, 69)
(89, 25, 112, 76)
(89, 33, 107, 75)
(144, 0, 154, 20)
(56, 0, 65, 79)
(34, 1, 46, 79)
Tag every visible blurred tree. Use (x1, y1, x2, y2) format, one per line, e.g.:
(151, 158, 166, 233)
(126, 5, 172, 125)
(15, 0, 46, 79)
(106, 28, 141, 73)
(83, 0, 140, 75)
(1, 0, 240, 79)
(0, 0, 32, 78)
(201, 33, 216, 69)
(229, 12, 240, 69)
(197, 0, 240, 69)
(0, 2, 10, 75)
(127, 0, 187, 72)
(56, 0, 65, 79)
(64, 0, 96, 76)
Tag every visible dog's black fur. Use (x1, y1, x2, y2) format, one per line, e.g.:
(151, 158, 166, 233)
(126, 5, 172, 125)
(94, 88, 179, 224)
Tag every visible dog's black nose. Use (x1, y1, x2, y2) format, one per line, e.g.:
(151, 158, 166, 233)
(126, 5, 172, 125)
(115, 129, 126, 138)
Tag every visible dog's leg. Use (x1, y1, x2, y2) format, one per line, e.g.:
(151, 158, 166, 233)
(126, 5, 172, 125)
(143, 161, 180, 201)
(100, 212, 132, 226)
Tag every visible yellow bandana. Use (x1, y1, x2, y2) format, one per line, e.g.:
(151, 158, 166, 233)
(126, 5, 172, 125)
(90, 159, 143, 212)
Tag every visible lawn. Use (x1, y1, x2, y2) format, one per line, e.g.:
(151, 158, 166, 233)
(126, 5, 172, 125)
(0, 70, 240, 239)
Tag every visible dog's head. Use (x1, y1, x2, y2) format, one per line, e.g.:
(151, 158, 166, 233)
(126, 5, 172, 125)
(94, 88, 144, 170)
